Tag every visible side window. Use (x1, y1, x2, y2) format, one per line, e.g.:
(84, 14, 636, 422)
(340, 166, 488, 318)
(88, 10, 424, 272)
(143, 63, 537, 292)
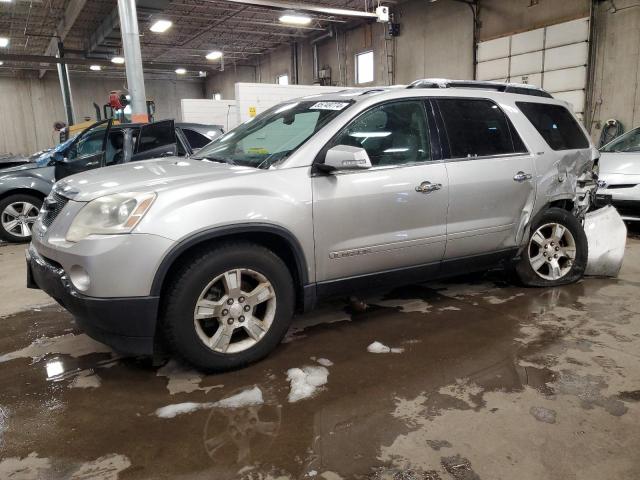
(437, 98, 526, 159)
(67, 123, 109, 161)
(182, 129, 212, 149)
(137, 122, 175, 153)
(104, 131, 125, 166)
(517, 102, 590, 151)
(331, 101, 431, 166)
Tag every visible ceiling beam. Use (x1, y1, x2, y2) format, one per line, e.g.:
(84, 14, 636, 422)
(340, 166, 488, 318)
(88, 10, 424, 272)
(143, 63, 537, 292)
(39, 0, 87, 78)
(0, 53, 248, 71)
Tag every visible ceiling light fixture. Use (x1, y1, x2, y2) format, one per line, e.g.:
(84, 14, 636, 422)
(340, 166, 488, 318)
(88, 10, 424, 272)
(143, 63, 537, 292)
(0, 37, 9, 48)
(90, 65, 102, 71)
(279, 13, 312, 25)
(0, 61, 3, 66)
(175, 68, 187, 75)
(150, 19, 172, 33)
(111, 56, 125, 64)
(206, 50, 223, 60)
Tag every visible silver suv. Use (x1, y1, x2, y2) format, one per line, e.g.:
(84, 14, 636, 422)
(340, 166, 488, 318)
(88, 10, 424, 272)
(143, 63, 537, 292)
(27, 79, 599, 371)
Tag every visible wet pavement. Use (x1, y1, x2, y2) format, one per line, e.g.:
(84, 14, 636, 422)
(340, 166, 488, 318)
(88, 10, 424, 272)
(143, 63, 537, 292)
(1, 239, 639, 480)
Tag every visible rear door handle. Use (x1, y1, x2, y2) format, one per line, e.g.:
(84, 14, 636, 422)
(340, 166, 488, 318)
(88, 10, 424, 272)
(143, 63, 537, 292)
(513, 171, 533, 182)
(415, 181, 442, 194)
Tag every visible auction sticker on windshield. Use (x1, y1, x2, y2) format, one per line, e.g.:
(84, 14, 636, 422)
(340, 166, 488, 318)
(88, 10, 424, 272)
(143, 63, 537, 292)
(310, 102, 350, 111)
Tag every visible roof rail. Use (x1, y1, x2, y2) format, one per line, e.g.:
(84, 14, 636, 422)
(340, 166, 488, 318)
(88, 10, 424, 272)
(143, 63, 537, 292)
(407, 78, 553, 99)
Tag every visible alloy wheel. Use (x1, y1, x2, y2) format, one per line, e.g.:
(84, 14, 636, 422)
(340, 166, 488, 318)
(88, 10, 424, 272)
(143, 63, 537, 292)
(528, 222, 577, 281)
(1, 202, 39, 238)
(193, 268, 277, 354)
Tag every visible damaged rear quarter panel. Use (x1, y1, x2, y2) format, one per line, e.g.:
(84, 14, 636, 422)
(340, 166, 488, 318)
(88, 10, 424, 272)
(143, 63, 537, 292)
(504, 100, 595, 245)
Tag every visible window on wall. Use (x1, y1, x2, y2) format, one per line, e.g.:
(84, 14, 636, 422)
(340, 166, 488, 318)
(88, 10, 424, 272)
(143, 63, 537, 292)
(277, 74, 289, 85)
(356, 50, 374, 84)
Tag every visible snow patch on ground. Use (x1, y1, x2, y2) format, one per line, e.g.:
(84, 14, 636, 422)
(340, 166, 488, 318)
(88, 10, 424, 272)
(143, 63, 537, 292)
(287, 366, 329, 403)
(68, 371, 101, 389)
(367, 341, 404, 354)
(0, 452, 51, 479)
(439, 306, 462, 312)
(0, 333, 111, 364)
(311, 357, 334, 367)
(69, 453, 131, 480)
(155, 386, 264, 418)
(156, 359, 222, 395)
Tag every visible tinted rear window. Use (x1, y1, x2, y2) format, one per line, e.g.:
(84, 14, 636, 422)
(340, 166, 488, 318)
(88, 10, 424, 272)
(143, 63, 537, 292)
(182, 128, 212, 149)
(517, 102, 589, 151)
(437, 98, 527, 159)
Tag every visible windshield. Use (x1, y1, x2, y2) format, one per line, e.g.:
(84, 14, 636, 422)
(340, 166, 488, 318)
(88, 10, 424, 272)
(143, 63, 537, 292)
(33, 137, 75, 167)
(601, 127, 640, 153)
(192, 100, 353, 168)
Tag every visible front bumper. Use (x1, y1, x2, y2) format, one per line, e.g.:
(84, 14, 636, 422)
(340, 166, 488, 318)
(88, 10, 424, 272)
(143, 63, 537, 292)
(27, 245, 159, 355)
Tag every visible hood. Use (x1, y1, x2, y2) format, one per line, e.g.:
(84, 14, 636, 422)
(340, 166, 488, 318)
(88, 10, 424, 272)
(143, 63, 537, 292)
(598, 151, 640, 175)
(0, 162, 45, 176)
(55, 157, 261, 202)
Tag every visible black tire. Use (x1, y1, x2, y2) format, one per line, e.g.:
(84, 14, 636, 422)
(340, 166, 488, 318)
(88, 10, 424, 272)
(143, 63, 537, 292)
(161, 242, 295, 371)
(0, 193, 43, 243)
(514, 207, 588, 287)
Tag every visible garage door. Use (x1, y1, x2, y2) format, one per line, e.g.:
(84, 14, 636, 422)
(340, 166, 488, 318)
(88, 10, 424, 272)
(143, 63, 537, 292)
(476, 18, 589, 118)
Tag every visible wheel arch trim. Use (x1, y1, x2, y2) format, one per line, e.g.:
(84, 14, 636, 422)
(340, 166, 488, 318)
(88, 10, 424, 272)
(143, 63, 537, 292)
(150, 223, 310, 297)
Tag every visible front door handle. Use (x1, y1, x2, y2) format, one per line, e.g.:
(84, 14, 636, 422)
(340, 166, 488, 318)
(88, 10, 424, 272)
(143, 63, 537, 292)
(513, 171, 533, 182)
(415, 181, 442, 194)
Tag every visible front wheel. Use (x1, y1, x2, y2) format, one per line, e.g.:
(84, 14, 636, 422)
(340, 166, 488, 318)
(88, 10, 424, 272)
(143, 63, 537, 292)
(161, 242, 295, 371)
(514, 207, 588, 287)
(0, 194, 43, 243)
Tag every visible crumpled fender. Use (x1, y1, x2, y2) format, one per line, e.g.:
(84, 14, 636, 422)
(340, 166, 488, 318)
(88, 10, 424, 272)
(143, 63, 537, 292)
(584, 205, 627, 277)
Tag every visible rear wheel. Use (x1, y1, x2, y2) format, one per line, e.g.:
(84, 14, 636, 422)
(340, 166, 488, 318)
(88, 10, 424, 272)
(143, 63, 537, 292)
(0, 194, 42, 243)
(514, 207, 588, 287)
(162, 243, 295, 371)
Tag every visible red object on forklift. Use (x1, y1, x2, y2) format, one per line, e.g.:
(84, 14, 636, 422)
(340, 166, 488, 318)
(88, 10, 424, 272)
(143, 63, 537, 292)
(108, 90, 128, 110)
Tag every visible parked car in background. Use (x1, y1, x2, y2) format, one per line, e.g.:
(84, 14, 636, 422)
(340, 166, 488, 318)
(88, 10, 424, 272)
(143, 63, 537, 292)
(0, 119, 222, 242)
(27, 80, 604, 371)
(597, 127, 640, 221)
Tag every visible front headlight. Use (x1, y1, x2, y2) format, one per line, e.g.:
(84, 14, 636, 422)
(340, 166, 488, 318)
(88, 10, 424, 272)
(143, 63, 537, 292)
(66, 192, 156, 242)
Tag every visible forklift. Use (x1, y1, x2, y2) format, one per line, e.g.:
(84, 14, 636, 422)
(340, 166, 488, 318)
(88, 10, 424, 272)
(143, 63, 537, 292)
(59, 90, 156, 142)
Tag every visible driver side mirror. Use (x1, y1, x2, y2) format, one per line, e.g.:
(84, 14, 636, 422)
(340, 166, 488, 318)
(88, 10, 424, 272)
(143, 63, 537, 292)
(316, 145, 372, 173)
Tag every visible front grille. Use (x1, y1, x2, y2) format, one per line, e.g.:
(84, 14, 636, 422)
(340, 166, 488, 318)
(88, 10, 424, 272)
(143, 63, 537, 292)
(41, 191, 69, 227)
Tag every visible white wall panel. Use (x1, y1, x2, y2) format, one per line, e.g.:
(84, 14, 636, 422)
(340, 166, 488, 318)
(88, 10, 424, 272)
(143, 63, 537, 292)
(545, 18, 589, 48)
(543, 66, 588, 93)
(509, 51, 543, 76)
(510, 73, 543, 88)
(477, 36, 510, 62)
(511, 28, 544, 55)
(181, 99, 238, 131)
(234, 83, 351, 123)
(544, 42, 589, 71)
(553, 90, 586, 114)
(476, 57, 510, 81)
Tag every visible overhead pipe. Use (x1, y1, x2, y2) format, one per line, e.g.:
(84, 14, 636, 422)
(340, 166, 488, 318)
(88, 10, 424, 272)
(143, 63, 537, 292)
(219, 0, 379, 18)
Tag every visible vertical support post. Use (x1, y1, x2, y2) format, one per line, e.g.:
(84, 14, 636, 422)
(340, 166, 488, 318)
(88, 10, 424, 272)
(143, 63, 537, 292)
(117, 0, 148, 123)
(56, 41, 75, 126)
(291, 42, 299, 85)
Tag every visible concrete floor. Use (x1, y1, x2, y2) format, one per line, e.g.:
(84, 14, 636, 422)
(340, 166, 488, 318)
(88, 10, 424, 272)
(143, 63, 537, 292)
(0, 236, 639, 480)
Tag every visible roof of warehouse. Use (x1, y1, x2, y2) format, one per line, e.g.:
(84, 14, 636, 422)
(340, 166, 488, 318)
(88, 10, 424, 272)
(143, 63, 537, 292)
(0, 0, 375, 77)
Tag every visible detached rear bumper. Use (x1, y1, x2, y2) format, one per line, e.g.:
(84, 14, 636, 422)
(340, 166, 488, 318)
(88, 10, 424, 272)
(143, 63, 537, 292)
(26, 245, 159, 355)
